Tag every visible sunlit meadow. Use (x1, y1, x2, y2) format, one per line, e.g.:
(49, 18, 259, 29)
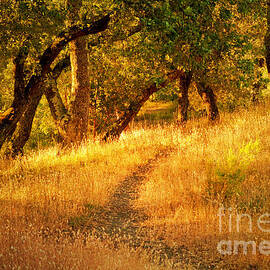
(1, 101, 270, 269)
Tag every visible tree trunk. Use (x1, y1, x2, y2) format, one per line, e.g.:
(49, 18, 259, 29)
(177, 72, 192, 124)
(197, 82, 219, 121)
(0, 14, 111, 151)
(66, 37, 90, 144)
(103, 70, 182, 141)
(251, 58, 264, 104)
(265, 0, 270, 74)
(6, 94, 42, 157)
(44, 57, 71, 134)
(251, 82, 260, 104)
(45, 81, 70, 139)
(5, 58, 71, 157)
(65, 0, 91, 145)
(0, 42, 29, 150)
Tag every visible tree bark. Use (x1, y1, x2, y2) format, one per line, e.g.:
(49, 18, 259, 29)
(177, 71, 192, 124)
(64, 0, 91, 145)
(66, 36, 90, 144)
(265, 0, 270, 74)
(6, 94, 43, 157)
(196, 82, 219, 121)
(5, 58, 71, 157)
(0, 13, 111, 150)
(0, 42, 29, 149)
(103, 70, 182, 141)
(45, 83, 70, 138)
(43, 57, 72, 141)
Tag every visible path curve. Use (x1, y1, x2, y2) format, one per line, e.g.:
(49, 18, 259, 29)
(73, 147, 217, 269)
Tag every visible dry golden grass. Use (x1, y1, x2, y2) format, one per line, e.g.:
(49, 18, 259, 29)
(0, 221, 165, 270)
(0, 126, 179, 269)
(134, 103, 270, 268)
(0, 129, 173, 221)
(0, 102, 270, 269)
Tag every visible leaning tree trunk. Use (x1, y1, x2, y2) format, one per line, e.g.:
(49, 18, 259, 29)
(44, 57, 71, 138)
(177, 71, 192, 124)
(45, 81, 70, 140)
(265, 0, 270, 74)
(0, 14, 111, 151)
(196, 82, 219, 121)
(103, 70, 182, 141)
(0, 41, 29, 150)
(6, 58, 71, 157)
(6, 95, 43, 157)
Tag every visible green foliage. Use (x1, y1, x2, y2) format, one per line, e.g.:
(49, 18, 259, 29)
(0, 0, 269, 149)
(136, 101, 176, 122)
(239, 194, 267, 214)
(0, 0, 65, 59)
(25, 98, 56, 150)
(68, 203, 104, 230)
(206, 140, 260, 205)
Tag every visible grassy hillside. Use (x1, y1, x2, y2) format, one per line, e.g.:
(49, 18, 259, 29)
(0, 102, 270, 269)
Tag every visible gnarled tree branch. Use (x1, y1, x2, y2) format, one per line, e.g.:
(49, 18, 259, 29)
(0, 13, 111, 150)
(88, 21, 143, 48)
(13, 39, 30, 103)
(103, 69, 183, 141)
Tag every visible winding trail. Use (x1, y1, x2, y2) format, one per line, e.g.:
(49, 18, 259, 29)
(75, 147, 216, 269)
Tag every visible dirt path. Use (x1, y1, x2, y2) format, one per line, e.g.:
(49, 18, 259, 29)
(73, 148, 216, 269)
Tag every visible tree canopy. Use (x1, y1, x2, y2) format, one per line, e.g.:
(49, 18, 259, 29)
(0, 0, 269, 155)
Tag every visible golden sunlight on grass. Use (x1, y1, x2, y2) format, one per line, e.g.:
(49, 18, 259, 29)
(0, 127, 176, 222)
(0, 222, 165, 270)
(0, 102, 270, 268)
(134, 103, 270, 267)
